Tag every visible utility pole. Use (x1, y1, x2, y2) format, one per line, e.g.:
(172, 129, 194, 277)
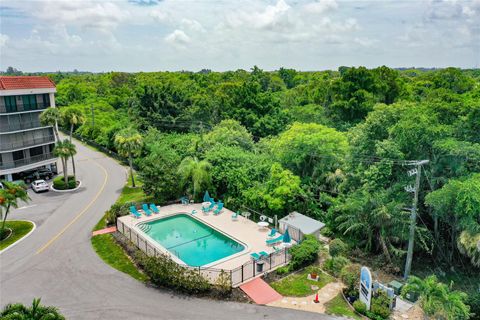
(91, 104, 95, 129)
(403, 160, 429, 280)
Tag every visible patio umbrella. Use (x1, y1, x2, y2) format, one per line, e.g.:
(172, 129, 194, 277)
(203, 191, 210, 202)
(283, 227, 291, 243)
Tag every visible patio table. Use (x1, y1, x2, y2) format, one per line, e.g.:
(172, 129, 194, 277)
(257, 221, 269, 229)
(202, 201, 210, 208)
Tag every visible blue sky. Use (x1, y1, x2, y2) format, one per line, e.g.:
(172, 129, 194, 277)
(0, 0, 479, 72)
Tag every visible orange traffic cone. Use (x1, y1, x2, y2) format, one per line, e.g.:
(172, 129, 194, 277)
(313, 292, 319, 303)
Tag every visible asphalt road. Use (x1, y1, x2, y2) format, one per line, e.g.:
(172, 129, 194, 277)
(0, 138, 338, 320)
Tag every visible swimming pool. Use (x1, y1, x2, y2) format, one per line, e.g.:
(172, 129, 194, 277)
(138, 214, 245, 267)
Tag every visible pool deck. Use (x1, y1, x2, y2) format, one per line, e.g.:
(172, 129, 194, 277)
(118, 203, 290, 270)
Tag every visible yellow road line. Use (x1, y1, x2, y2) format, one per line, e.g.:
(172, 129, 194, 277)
(36, 159, 109, 255)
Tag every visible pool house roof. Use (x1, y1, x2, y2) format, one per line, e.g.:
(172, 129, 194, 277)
(278, 211, 325, 235)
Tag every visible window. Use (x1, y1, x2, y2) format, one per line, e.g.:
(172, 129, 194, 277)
(42, 94, 50, 108)
(29, 146, 44, 157)
(22, 95, 37, 111)
(12, 150, 25, 161)
(4, 96, 17, 112)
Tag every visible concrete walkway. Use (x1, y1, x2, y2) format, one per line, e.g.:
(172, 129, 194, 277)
(268, 282, 344, 314)
(0, 136, 338, 320)
(92, 226, 117, 236)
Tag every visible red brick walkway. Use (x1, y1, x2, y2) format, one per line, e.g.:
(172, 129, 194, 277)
(92, 226, 117, 236)
(240, 277, 282, 305)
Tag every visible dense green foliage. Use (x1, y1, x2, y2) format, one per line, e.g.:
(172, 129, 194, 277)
(329, 238, 349, 257)
(289, 235, 320, 270)
(402, 275, 471, 319)
(49, 67, 479, 293)
(135, 252, 211, 294)
(1, 298, 65, 319)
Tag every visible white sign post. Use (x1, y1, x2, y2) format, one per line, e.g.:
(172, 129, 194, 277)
(360, 266, 373, 310)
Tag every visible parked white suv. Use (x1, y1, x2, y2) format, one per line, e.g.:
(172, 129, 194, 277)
(31, 180, 49, 193)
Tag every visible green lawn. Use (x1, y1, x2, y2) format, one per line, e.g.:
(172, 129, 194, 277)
(270, 267, 334, 297)
(91, 234, 147, 282)
(0, 220, 34, 250)
(325, 294, 362, 320)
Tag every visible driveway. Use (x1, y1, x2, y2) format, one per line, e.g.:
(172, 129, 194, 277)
(0, 138, 338, 320)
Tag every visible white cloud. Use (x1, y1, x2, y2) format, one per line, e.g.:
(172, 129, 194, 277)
(0, 34, 9, 47)
(225, 0, 292, 30)
(303, 0, 338, 14)
(33, 1, 128, 33)
(164, 30, 190, 46)
(181, 19, 205, 33)
(354, 37, 378, 47)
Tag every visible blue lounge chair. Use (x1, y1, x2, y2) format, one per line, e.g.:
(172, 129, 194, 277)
(250, 252, 261, 261)
(266, 234, 284, 246)
(191, 210, 197, 215)
(130, 206, 141, 218)
(206, 202, 216, 212)
(180, 196, 189, 205)
(231, 211, 239, 221)
(259, 251, 269, 258)
(202, 206, 210, 214)
(149, 204, 159, 214)
(142, 204, 152, 216)
(213, 202, 224, 215)
(273, 246, 281, 252)
(268, 228, 277, 237)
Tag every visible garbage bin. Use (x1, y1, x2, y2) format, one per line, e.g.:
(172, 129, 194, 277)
(256, 260, 265, 272)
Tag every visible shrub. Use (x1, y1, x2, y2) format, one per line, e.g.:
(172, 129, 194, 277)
(135, 251, 211, 294)
(276, 265, 291, 275)
(53, 175, 76, 190)
(329, 238, 348, 257)
(105, 201, 135, 225)
(466, 293, 480, 320)
(214, 270, 232, 297)
(340, 263, 361, 298)
(353, 300, 367, 314)
(289, 235, 320, 270)
(324, 256, 350, 277)
(370, 291, 392, 320)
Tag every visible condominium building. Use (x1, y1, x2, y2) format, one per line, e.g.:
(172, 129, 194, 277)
(0, 76, 58, 181)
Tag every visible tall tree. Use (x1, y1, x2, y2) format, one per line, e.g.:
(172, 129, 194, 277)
(0, 181, 30, 239)
(177, 156, 212, 201)
(61, 108, 85, 181)
(40, 107, 62, 142)
(114, 127, 143, 187)
(54, 139, 76, 185)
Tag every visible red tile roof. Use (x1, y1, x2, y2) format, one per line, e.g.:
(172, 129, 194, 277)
(0, 76, 56, 90)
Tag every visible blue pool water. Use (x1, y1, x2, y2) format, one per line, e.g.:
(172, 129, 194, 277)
(140, 214, 245, 267)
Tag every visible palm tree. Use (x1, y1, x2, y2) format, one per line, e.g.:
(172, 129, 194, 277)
(114, 127, 143, 187)
(54, 139, 76, 186)
(61, 109, 85, 181)
(40, 107, 62, 142)
(62, 108, 86, 142)
(0, 181, 30, 240)
(177, 156, 212, 201)
(1, 298, 65, 319)
(402, 275, 470, 319)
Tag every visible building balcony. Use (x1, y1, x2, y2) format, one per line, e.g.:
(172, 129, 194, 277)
(0, 120, 46, 133)
(0, 102, 50, 115)
(0, 135, 55, 152)
(0, 152, 56, 171)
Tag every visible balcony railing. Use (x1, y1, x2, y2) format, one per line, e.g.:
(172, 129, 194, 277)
(0, 153, 56, 170)
(0, 120, 45, 133)
(1, 102, 50, 114)
(0, 135, 55, 152)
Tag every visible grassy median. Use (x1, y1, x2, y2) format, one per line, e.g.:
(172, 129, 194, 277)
(91, 233, 147, 282)
(0, 220, 34, 251)
(325, 293, 362, 320)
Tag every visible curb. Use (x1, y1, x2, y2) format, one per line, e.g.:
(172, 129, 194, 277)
(50, 180, 82, 193)
(0, 220, 37, 254)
